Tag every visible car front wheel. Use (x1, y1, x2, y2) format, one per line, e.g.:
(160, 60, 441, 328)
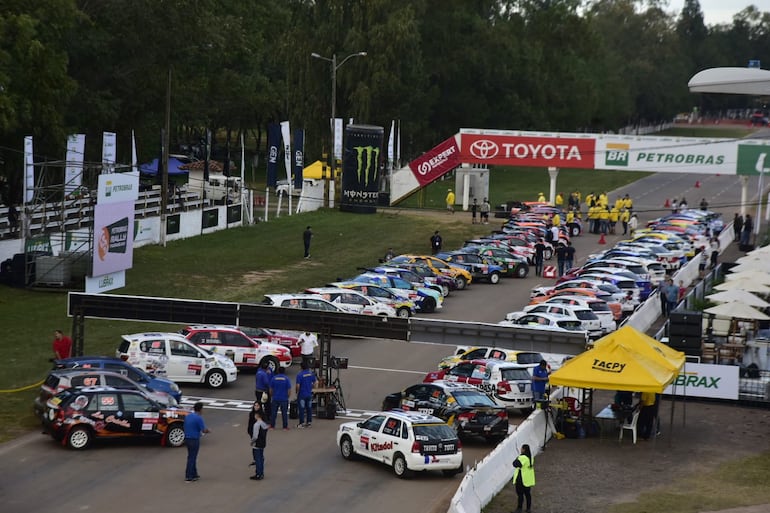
(420, 297, 437, 313)
(455, 276, 468, 290)
(393, 453, 413, 479)
(340, 435, 356, 460)
(165, 424, 186, 447)
(262, 356, 279, 374)
(515, 264, 529, 278)
(67, 426, 92, 450)
(205, 369, 226, 389)
(488, 272, 500, 284)
(396, 307, 411, 318)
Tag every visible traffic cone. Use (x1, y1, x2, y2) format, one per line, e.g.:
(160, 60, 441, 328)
(598, 233, 606, 244)
(695, 180, 700, 188)
(664, 198, 670, 208)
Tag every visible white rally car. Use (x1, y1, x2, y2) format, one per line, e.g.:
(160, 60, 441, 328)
(116, 332, 238, 389)
(337, 410, 463, 479)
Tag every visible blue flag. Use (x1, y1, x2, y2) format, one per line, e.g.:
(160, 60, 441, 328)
(293, 129, 304, 190)
(267, 123, 280, 188)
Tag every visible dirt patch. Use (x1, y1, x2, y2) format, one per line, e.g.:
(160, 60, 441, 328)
(484, 394, 770, 513)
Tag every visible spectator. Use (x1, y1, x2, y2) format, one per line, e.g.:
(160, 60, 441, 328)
(445, 189, 455, 214)
(555, 242, 567, 277)
(249, 408, 268, 480)
(512, 444, 536, 513)
(269, 367, 292, 430)
(246, 400, 265, 466)
(52, 330, 73, 360)
(254, 361, 272, 421)
(678, 280, 687, 302)
(430, 230, 442, 254)
(383, 247, 396, 261)
(564, 241, 575, 273)
(637, 392, 657, 441)
(470, 198, 478, 224)
(480, 198, 490, 224)
(303, 226, 312, 259)
(709, 237, 720, 269)
(733, 213, 744, 242)
(699, 198, 708, 210)
(533, 238, 546, 277)
(8, 204, 19, 238)
(741, 214, 753, 246)
(628, 213, 638, 237)
(295, 360, 317, 428)
(663, 278, 679, 316)
(298, 330, 318, 369)
(183, 402, 210, 482)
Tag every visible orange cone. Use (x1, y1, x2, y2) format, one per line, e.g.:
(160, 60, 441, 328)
(598, 233, 606, 244)
(664, 198, 670, 208)
(695, 180, 700, 188)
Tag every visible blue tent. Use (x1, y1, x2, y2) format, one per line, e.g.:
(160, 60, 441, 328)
(138, 157, 189, 176)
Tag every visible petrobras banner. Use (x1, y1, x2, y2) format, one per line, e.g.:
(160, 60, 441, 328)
(594, 135, 736, 174)
(24, 136, 34, 203)
(459, 130, 596, 168)
(65, 134, 86, 195)
(293, 128, 304, 190)
(102, 131, 117, 172)
(266, 123, 280, 188)
(663, 362, 738, 400)
(97, 171, 139, 204)
(340, 124, 383, 213)
(85, 270, 126, 294)
(280, 121, 292, 185)
(736, 140, 770, 176)
(408, 136, 461, 187)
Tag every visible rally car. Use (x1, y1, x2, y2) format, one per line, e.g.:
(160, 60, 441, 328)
(180, 325, 293, 372)
(336, 410, 464, 479)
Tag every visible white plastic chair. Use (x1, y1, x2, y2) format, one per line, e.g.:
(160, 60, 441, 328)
(619, 409, 640, 444)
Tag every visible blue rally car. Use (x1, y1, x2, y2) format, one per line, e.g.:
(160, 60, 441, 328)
(435, 251, 505, 284)
(53, 356, 183, 402)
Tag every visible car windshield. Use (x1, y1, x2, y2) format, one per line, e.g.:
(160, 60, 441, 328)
(589, 302, 612, 312)
(574, 310, 597, 320)
(412, 423, 458, 441)
(452, 390, 498, 407)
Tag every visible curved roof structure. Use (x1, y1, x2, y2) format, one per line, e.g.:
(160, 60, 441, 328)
(688, 67, 770, 95)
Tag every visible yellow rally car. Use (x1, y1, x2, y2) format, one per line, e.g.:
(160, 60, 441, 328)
(389, 254, 472, 290)
(437, 346, 545, 371)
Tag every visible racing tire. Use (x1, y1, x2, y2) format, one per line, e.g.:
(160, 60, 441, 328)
(442, 461, 464, 477)
(340, 435, 357, 460)
(488, 272, 501, 284)
(515, 264, 529, 279)
(440, 284, 450, 297)
(420, 297, 437, 313)
(396, 307, 411, 319)
(67, 426, 92, 450)
(165, 424, 186, 447)
(205, 369, 227, 389)
(455, 276, 468, 290)
(393, 453, 413, 479)
(261, 356, 279, 374)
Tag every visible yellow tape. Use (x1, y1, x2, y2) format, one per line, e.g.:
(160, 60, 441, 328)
(0, 380, 44, 393)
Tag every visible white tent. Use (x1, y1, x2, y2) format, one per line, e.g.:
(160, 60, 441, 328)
(704, 301, 770, 321)
(707, 289, 770, 308)
(714, 278, 770, 293)
(725, 270, 770, 285)
(731, 260, 770, 273)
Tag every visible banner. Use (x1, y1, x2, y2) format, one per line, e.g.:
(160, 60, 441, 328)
(595, 136, 736, 174)
(459, 131, 595, 168)
(280, 121, 292, 185)
(293, 129, 304, 189)
(340, 124, 383, 213)
(65, 134, 86, 195)
(387, 120, 395, 166)
(102, 131, 117, 172)
(266, 123, 281, 188)
(663, 363, 738, 400)
(131, 130, 138, 174)
(24, 136, 34, 203)
(408, 136, 461, 187)
(736, 141, 770, 175)
(333, 118, 344, 162)
(92, 172, 139, 277)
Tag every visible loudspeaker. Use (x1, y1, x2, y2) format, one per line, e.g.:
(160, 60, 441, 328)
(669, 323, 703, 337)
(668, 335, 702, 349)
(669, 311, 703, 327)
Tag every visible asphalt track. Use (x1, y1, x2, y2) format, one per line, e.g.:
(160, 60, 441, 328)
(0, 169, 756, 513)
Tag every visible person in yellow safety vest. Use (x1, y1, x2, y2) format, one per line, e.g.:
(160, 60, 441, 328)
(614, 197, 623, 211)
(537, 192, 546, 203)
(598, 207, 610, 234)
(555, 192, 564, 207)
(620, 208, 630, 235)
(585, 192, 594, 208)
(609, 206, 620, 234)
(598, 192, 608, 208)
(445, 189, 455, 214)
(512, 444, 535, 513)
(552, 212, 561, 227)
(565, 210, 574, 225)
(622, 193, 633, 210)
(587, 205, 599, 233)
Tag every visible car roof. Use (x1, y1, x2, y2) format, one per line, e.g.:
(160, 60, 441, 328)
(518, 312, 573, 321)
(379, 410, 450, 425)
(183, 325, 243, 332)
(123, 332, 191, 342)
(264, 293, 327, 300)
(48, 368, 136, 379)
(306, 287, 365, 295)
(463, 359, 530, 369)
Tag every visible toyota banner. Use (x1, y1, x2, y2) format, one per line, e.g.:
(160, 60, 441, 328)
(408, 136, 461, 187)
(460, 132, 596, 168)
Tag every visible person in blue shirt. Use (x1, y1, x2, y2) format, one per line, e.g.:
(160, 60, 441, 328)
(183, 402, 210, 482)
(532, 360, 550, 403)
(295, 361, 317, 428)
(270, 367, 292, 430)
(255, 361, 273, 421)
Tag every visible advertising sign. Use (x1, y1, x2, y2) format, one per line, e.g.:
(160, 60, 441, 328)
(340, 124, 383, 213)
(65, 134, 86, 195)
(92, 172, 139, 278)
(459, 131, 596, 168)
(736, 141, 770, 175)
(408, 136, 461, 187)
(594, 136, 736, 174)
(663, 362, 739, 400)
(85, 270, 126, 294)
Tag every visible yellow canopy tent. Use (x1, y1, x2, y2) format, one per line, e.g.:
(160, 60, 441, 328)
(302, 160, 339, 180)
(550, 325, 684, 393)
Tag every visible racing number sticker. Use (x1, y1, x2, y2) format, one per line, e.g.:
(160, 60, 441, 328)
(83, 377, 98, 386)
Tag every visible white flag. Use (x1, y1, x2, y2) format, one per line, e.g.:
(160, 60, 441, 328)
(24, 136, 34, 203)
(102, 132, 117, 173)
(280, 121, 292, 184)
(131, 130, 138, 174)
(387, 120, 395, 165)
(396, 120, 401, 168)
(65, 134, 86, 195)
(333, 118, 343, 162)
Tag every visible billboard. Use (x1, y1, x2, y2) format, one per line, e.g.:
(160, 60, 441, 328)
(340, 125, 383, 213)
(92, 172, 139, 279)
(594, 136, 736, 174)
(459, 130, 596, 168)
(736, 141, 770, 175)
(408, 136, 461, 187)
(663, 362, 739, 400)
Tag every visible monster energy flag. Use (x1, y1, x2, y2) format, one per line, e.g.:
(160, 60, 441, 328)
(340, 125, 383, 214)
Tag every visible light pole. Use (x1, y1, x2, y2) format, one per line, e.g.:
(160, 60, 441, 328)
(311, 51, 367, 181)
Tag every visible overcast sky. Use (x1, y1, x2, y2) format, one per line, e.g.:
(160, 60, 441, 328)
(667, 1, 770, 25)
